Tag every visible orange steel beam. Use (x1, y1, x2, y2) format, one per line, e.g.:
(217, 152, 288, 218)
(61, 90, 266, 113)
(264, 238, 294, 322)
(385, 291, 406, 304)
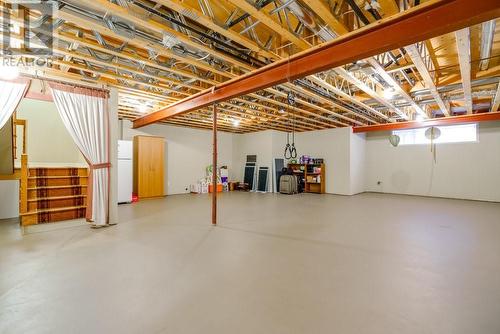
(133, 0, 500, 129)
(352, 112, 500, 133)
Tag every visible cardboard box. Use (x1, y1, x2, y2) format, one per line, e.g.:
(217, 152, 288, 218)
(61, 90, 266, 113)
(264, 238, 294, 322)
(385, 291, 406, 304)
(209, 184, 223, 193)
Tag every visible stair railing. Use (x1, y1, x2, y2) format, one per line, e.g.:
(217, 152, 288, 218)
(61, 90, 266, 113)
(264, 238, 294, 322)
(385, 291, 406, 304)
(20, 154, 28, 215)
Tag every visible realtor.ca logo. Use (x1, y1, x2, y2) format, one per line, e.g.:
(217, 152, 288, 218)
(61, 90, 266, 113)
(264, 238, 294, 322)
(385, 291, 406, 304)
(1, 0, 58, 56)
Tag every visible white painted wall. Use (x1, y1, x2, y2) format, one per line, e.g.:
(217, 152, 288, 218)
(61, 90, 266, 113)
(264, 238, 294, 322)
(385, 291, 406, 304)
(232, 130, 285, 192)
(121, 120, 234, 195)
(4, 100, 498, 220)
(294, 127, 351, 195)
(16, 99, 86, 166)
(231, 128, 361, 195)
(364, 121, 500, 202)
(232, 130, 274, 183)
(0, 181, 19, 219)
(350, 132, 366, 195)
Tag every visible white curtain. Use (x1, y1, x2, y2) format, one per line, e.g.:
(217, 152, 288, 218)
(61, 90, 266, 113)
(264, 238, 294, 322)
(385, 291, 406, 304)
(50, 83, 110, 226)
(0, 79, 29, 129)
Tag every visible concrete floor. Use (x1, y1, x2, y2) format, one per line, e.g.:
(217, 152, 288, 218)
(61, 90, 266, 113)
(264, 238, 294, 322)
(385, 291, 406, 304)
(1, 192, 500, 334)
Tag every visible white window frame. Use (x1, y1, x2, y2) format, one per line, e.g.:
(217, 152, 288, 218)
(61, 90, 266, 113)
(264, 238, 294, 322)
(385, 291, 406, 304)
(393, 123, 478, 146)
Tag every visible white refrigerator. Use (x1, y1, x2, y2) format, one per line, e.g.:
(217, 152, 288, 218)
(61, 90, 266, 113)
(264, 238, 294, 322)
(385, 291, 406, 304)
(117, 140, 133, 204)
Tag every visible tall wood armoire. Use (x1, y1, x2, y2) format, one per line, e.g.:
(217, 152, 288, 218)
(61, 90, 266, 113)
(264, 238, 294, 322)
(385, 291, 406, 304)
(133, 135, 165, 198)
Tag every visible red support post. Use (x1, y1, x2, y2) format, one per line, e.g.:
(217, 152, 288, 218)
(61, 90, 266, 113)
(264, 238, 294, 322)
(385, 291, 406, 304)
(212, 103, 217, 226)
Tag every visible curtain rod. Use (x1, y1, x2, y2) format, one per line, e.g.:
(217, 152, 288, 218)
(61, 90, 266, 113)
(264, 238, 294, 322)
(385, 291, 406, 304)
(20, 72, 110, 93)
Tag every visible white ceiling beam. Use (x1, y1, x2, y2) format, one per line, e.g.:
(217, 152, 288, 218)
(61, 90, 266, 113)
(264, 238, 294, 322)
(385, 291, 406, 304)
(479, 20, 496, 71)
(404, 44, 450, 116)
(455, 28, 473, 114)
(335, 67, 409, 120)
(307, 75, 391, 121)
(492, 84, 500, 112)
(366, 57, 428, 119)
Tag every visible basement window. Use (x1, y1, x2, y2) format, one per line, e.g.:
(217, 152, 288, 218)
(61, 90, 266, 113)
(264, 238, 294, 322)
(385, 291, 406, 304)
(393, 123, 478, 146)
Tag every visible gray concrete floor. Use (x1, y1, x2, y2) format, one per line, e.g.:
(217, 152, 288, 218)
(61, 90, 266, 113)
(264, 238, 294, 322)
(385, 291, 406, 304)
(1, 192, 500, 334)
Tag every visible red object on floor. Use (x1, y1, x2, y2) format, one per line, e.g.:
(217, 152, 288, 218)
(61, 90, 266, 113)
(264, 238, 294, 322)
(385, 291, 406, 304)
(132, 194, 139, 202)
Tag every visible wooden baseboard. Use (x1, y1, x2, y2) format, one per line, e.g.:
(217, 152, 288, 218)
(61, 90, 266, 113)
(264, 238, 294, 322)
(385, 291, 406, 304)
(0, 169, 21, 180)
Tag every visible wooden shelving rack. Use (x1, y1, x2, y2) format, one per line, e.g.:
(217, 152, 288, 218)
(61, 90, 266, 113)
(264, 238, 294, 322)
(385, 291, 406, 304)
(288, 163, 325, 194)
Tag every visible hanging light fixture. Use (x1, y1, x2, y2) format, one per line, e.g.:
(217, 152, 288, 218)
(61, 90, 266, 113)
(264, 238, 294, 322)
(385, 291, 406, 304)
(425, 126, 441, 141)
(388, 134, 400, 147)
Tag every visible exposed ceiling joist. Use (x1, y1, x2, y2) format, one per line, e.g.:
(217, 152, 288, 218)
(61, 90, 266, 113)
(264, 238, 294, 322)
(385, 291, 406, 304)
(479, 20, 496, 71)
(365, 58, 427, 119)
(133, 0, 500, 128)
(377, 0, 400, 16)
(54, 9, 231, 78)
(334, 67, 408, 120)
(404, 44, 450, 116)
(151, 0, 277, 60)
(225, 0, 310, 50)
(455, 27, 473, 114)
(77, 0, 253, 71)
(302, 1, 349, 35)
(307, 75, 391, 121)
(302, 1, 407, 121)
(492, 84, 500, 112)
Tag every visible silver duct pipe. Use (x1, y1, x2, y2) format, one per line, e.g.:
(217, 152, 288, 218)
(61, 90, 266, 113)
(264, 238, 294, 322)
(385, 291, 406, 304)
(412, 76, 500, 97)
(282, 9, 294, 33)
(286, 1, 336, 41)
(59, 1, 224, 70)
(269, 0, 296, 15)
(92, 31, 128, 52)
(242, 18, 264, 47)
(111, 0, 129, 8)
(44, 27, 196, 89)
(198, 0, 215, 20)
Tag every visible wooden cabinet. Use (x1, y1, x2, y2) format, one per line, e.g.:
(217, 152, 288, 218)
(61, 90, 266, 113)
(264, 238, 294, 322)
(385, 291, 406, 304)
(288, 163, 325, 194)
(133, 135, 165, 198)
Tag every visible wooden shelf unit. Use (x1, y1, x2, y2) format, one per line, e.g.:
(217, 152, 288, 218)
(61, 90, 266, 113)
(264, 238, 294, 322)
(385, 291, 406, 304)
(288, 163, 325, 194)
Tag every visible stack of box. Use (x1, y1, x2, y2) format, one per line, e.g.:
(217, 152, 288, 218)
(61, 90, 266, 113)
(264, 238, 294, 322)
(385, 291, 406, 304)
(190, 165, 229, 194)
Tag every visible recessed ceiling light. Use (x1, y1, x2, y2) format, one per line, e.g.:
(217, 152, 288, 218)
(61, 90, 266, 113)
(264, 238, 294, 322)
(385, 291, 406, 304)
(0, 65, 20, 80)
(232, 119, 240, 127)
